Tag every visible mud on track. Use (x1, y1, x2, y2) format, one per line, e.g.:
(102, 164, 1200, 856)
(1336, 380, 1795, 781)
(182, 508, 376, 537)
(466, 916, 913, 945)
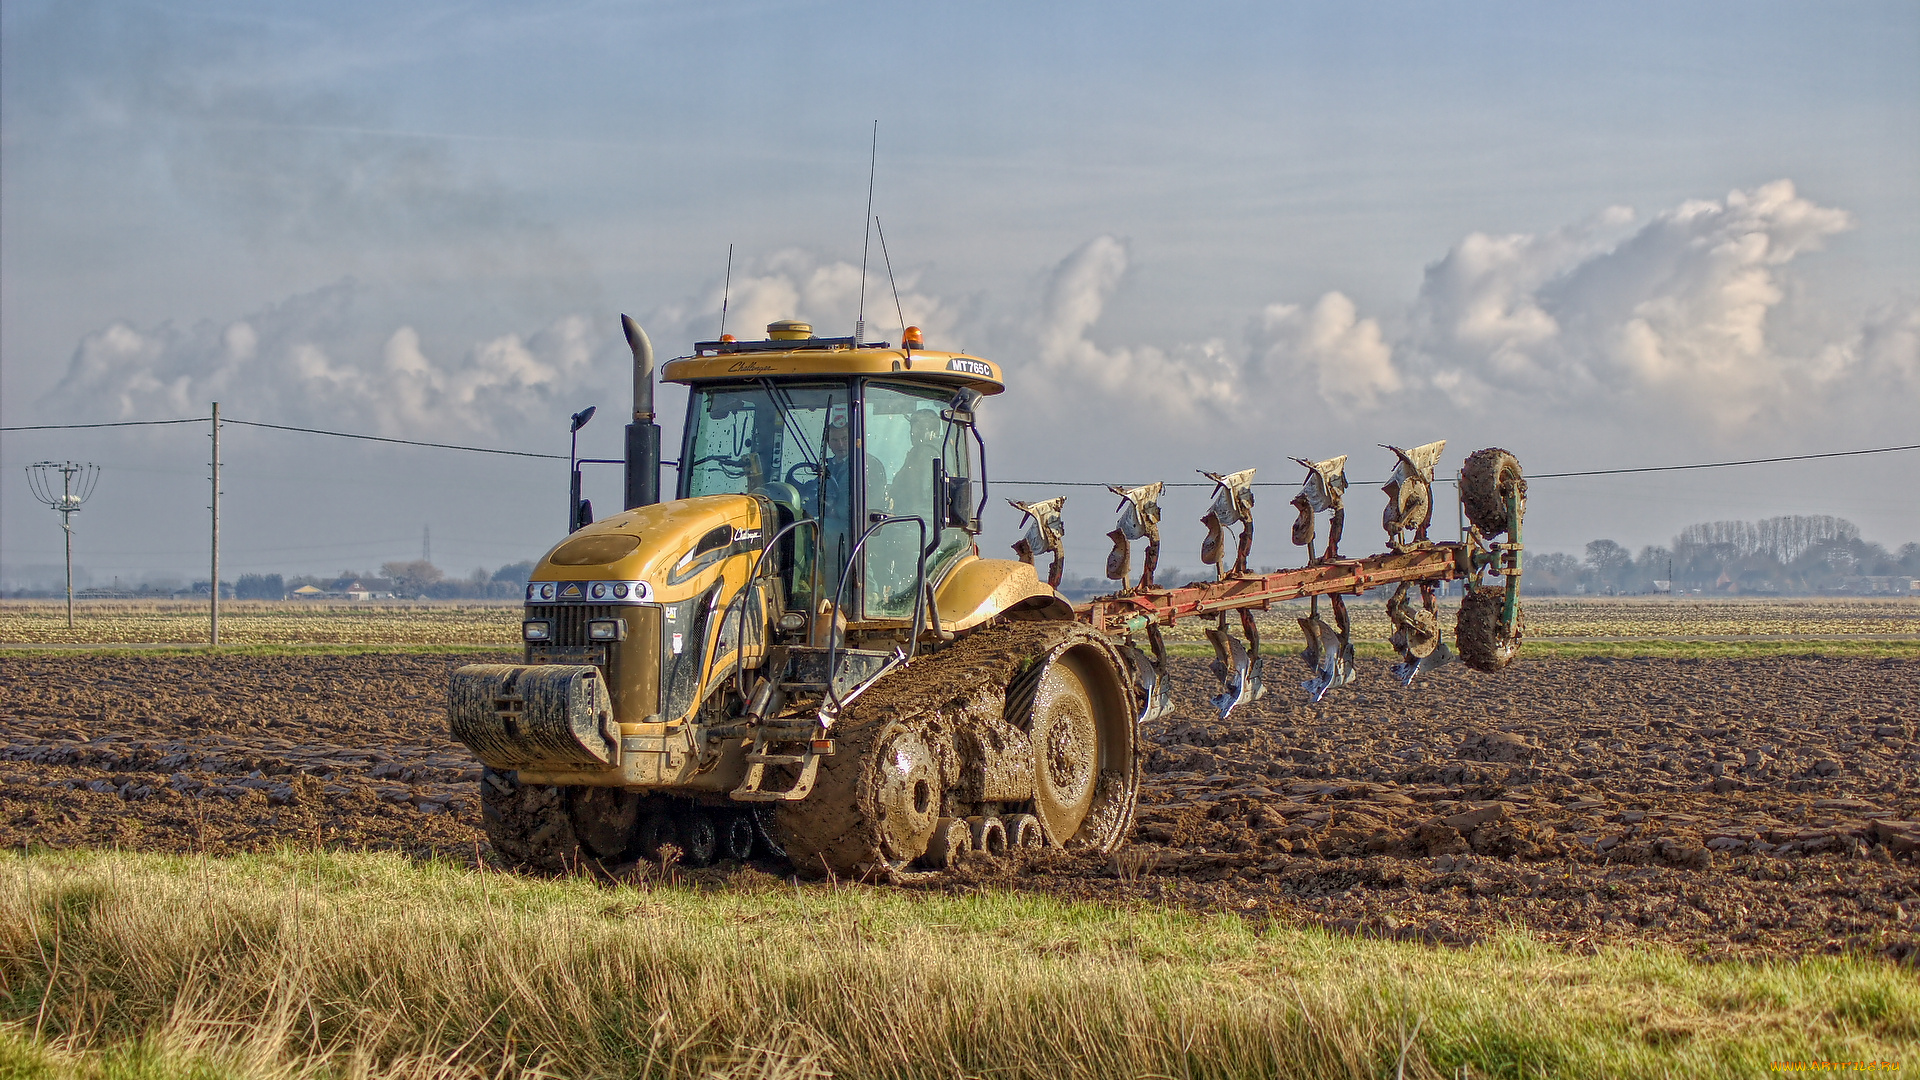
(1, 650, 1915, 960)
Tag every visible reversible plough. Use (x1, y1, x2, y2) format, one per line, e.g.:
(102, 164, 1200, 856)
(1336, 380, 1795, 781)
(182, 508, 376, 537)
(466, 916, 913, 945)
(1010, 443, 1528, 721)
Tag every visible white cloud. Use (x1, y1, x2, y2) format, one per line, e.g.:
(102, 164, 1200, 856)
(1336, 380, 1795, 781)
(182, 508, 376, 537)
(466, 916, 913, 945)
(1251, 292, 1398, 413)
(1015, 236, 1239, 425)
(39, 280, 605, 438)
(1404, 180, 1870, 427)
(37, 181, 1914, 463)
(644, 248, 962, 352)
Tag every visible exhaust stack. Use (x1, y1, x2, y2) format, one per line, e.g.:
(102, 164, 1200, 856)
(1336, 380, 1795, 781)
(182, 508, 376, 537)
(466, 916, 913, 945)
(622, 315, 661, 509)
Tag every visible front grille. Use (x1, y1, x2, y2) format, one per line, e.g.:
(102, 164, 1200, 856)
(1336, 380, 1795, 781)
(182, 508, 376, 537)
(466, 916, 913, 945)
(527, 604, 621, 647)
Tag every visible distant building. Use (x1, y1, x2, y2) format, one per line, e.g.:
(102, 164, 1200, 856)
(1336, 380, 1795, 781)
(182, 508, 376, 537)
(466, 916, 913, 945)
(1836, 576, 1911, 595)
(317, 580, 393, 601)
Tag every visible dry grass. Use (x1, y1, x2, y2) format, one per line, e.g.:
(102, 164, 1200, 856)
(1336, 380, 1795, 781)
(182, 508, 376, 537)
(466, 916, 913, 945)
(0, 849, 1913, 1079)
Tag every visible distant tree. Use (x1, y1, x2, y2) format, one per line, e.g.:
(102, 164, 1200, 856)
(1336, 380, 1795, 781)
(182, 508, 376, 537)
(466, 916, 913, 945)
(1523, 552, 1582, 594)
(1583, 539, 1633, 592)
(381, 560, 443, 598)
(492, 561, 536, 585)
(234, 573, 284, 599)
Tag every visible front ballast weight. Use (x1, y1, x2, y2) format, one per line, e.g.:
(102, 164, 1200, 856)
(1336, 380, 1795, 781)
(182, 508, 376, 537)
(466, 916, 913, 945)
(1072, 444, 1529, 718)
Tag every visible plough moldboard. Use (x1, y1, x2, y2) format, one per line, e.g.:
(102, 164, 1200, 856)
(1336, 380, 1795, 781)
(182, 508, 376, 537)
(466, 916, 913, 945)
(1010, 443, 1530, 721)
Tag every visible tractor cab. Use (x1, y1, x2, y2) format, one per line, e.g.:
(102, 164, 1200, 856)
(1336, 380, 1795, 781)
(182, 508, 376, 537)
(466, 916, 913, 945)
(664, 320, 1001, 634)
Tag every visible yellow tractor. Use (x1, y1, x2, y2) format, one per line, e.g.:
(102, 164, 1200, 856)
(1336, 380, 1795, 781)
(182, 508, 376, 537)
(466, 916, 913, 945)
(451, 318, 1142, 877)
(448, 317, 1528, 878)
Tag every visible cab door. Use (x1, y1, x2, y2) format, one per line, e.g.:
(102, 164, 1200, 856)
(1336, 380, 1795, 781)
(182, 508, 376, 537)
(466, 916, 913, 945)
(860, 382, 974, 619)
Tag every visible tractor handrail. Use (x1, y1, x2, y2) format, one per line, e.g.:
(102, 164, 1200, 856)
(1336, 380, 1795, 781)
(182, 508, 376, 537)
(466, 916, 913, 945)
(726, 514, 823, 701)
(823, 514, 929, 715)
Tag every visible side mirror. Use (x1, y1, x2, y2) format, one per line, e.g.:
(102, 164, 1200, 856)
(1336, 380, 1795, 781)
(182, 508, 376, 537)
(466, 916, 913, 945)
(944, 476, 973, 529)
(574, 498, 594, 530)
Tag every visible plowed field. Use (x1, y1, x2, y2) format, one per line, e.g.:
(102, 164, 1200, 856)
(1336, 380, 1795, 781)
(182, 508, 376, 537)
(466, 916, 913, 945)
(2, 650, 1914, 960)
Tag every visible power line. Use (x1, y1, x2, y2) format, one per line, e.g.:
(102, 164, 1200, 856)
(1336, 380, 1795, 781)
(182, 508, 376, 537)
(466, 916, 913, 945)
(1526, 443, 1920, 479)
(215, 420, 570, 460)
(1, 418, 206, 431)
(998, 442, 1920, 488)
(9, 416, 1914, 478)
(3, 415, 567, 460)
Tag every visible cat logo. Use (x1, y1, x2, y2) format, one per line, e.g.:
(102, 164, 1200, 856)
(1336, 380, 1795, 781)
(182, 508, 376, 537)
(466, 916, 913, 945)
(559, 582, 584, 599)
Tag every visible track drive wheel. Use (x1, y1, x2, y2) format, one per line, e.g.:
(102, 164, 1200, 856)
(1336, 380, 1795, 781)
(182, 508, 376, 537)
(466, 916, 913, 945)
(1460, 448, 1526, 535)
(1455, 584, 1524, 672)
(1012, 633, 1139, 851)
(775, 720, 942, 878)
(480, 767, 584, 872)
(569, 787, 641, 861)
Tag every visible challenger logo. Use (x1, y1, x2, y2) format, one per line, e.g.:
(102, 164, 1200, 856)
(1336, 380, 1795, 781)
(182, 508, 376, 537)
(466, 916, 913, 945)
(946, 357, 993, 377)
(731, 528, 761, 542)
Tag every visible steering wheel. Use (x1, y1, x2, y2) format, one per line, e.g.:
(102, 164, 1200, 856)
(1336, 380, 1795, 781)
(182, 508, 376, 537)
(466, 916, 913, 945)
(690, 452, 752, 477)
(785, 461, 820, 485)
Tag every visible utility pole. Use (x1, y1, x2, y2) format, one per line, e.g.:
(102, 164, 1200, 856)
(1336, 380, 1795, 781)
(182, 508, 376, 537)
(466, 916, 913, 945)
(211, 402, 221, 646)
(27, 461, 101, 630)
(423, 523, 431, 564)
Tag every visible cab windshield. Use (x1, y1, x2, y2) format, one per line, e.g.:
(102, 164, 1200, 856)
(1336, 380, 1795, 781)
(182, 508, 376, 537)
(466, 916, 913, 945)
(682, 381, 850, 612)
(680, 378, 974, 622)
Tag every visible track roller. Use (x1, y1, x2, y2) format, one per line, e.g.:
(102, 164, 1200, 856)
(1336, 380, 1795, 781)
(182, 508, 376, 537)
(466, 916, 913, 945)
(1004, 813, 1044, 849)
(922, 817, 973, 869)
(968, 816, 1008, 857)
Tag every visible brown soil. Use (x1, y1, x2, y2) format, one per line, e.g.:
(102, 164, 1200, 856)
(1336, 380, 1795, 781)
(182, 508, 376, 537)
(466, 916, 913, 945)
(0, 653, 494, 858)
(2, 650, 1915, 960)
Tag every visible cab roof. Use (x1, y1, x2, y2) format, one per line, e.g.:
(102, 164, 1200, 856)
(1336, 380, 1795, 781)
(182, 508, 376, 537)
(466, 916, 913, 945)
(660, 340, 1004, 395)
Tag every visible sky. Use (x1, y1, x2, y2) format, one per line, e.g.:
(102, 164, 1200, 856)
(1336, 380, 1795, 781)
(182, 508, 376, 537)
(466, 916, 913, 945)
(3, 1, 1916, 589)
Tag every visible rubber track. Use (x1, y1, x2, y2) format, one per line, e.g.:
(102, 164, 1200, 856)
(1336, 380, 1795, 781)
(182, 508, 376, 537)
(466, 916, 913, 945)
(774, 621, 1101, 878)
(479, 766, 583, 872)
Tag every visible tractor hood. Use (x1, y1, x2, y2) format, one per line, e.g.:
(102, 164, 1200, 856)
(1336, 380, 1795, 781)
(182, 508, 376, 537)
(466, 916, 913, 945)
(527, 494, 765, 607)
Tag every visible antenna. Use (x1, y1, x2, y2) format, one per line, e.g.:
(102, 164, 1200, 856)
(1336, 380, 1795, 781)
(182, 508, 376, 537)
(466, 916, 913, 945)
(855, 120, 877, 345)
(26, 460, 101, 630)
(718, 243, 734, 339)
(875, 216, 907, 340)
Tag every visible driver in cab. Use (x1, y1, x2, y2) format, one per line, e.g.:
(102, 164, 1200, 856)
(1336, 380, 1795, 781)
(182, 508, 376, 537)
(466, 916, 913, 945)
(818, 416, 891, 520)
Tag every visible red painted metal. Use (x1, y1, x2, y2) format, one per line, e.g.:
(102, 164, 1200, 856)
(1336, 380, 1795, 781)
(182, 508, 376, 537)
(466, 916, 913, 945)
(1078, 543, 1468, 634)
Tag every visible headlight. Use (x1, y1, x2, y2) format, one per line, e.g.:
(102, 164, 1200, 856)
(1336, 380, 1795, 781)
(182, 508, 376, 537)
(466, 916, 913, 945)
(587, 618, 626, 642)
(538, 582, 557, 601)
(612, 582, 629, 599)
(522, 620, 552, 642)
(590, 582, 609, 600)
(778, 611, 807, 632)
